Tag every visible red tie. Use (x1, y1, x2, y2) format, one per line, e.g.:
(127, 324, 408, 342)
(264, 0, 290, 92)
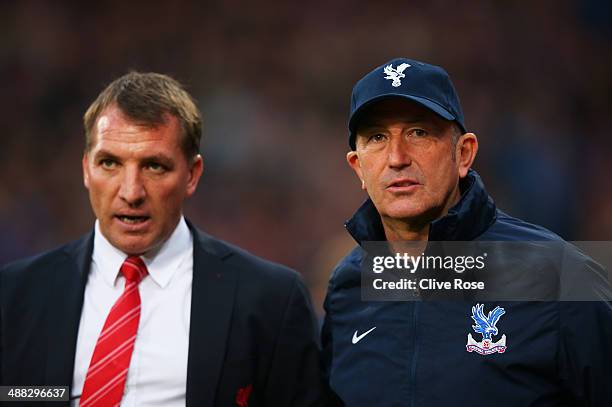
(80, 256, 148, 407)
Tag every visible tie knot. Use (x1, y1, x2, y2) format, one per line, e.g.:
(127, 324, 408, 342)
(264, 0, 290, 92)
(120, 256, 148, 284)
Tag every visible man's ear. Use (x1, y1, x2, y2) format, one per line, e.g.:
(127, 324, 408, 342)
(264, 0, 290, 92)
(346, 151, 366, 190)
(456, 133, 478, 178)
(185, 154, 204, 197)
(82, 153, 90, 189)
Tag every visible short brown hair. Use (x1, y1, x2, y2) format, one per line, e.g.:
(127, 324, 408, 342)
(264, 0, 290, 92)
(83, 72, 202, 160)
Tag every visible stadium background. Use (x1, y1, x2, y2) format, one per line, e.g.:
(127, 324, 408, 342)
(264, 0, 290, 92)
(1, 1, 610, 315)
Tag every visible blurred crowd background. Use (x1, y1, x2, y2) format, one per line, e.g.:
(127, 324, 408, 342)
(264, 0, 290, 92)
(1, 0, 611, 315)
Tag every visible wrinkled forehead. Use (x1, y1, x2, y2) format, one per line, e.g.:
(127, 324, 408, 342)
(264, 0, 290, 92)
(91, 106, 180, 148)
(94, 112, 144, 140)
(95, 105, 173, 132)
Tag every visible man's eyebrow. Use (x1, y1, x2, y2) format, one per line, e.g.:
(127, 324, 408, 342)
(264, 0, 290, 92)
(92, 149, 120, 160)
(92, 150, 174, 164)
(141, 154, 174, 164)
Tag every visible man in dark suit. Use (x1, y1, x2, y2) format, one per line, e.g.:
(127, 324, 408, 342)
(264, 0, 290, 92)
(0, 72, 326, 406)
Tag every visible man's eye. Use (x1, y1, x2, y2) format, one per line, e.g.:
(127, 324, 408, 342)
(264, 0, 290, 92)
(411, 129, 427, 137)
(100, 159, 117, 169)
(146, 162, 165, 172)
(368, 134, 386, 143)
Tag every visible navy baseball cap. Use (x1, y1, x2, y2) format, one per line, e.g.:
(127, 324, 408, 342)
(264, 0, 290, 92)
(348, 57, 466, 150)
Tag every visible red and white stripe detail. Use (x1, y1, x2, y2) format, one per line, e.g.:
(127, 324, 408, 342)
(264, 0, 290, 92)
(80, 256, 148, 407)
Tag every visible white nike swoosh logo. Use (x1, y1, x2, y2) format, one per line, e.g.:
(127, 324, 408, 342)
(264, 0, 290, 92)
(352, 327, 376, 344)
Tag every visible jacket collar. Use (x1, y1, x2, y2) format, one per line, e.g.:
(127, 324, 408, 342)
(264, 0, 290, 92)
(45, 220, 236, 407)
(345, 169, 497, 244)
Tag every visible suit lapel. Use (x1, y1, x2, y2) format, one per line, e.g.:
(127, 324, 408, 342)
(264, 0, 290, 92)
(44, 232, 93, 386)
(38, 224, 237, 403)
(186, 227, 237, 407)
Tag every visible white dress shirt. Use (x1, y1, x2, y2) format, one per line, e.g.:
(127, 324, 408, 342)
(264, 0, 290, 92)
(71, 217, 193, 406)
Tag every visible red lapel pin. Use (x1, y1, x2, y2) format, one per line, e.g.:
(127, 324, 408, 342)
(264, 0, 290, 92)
(236, 384, 253, 407)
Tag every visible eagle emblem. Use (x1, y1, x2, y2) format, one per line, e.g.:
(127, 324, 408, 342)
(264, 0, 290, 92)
(383, 63, 411, 87)
(466, 303, 507, 355)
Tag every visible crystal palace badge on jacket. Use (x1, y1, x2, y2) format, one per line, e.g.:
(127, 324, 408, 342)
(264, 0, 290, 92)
(466, 303, 507, 355)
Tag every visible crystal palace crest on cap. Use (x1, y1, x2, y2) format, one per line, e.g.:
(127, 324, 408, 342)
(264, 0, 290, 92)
(382, 63, 411, 87)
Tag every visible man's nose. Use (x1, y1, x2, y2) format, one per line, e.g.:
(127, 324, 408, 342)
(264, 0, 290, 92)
(387, 135, 412, 169)
(118, 167, 146, 206)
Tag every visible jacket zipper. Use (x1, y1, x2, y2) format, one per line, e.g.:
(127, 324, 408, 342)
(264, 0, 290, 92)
(409, 301, 421, 407)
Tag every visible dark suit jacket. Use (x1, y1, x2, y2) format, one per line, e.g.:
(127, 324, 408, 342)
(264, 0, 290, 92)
(0, 222, 327, 406)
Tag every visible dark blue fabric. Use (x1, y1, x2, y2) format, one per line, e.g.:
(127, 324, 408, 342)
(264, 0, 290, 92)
(348, 57, 466, 150)
(322, 170, 612, 406)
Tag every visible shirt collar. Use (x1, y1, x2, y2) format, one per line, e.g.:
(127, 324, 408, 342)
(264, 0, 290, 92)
(92, 216, 193, 288)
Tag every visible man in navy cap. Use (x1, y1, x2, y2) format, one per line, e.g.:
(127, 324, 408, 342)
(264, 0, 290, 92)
(321, 58, 612, 406)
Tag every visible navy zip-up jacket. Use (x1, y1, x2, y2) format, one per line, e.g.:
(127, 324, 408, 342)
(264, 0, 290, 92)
(322, 170, 612, 406)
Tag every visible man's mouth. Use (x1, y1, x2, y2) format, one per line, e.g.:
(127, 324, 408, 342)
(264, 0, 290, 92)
(390, 181, 417, 187)
(387, 178, 420, 189)
(116, 215, 150, 224)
